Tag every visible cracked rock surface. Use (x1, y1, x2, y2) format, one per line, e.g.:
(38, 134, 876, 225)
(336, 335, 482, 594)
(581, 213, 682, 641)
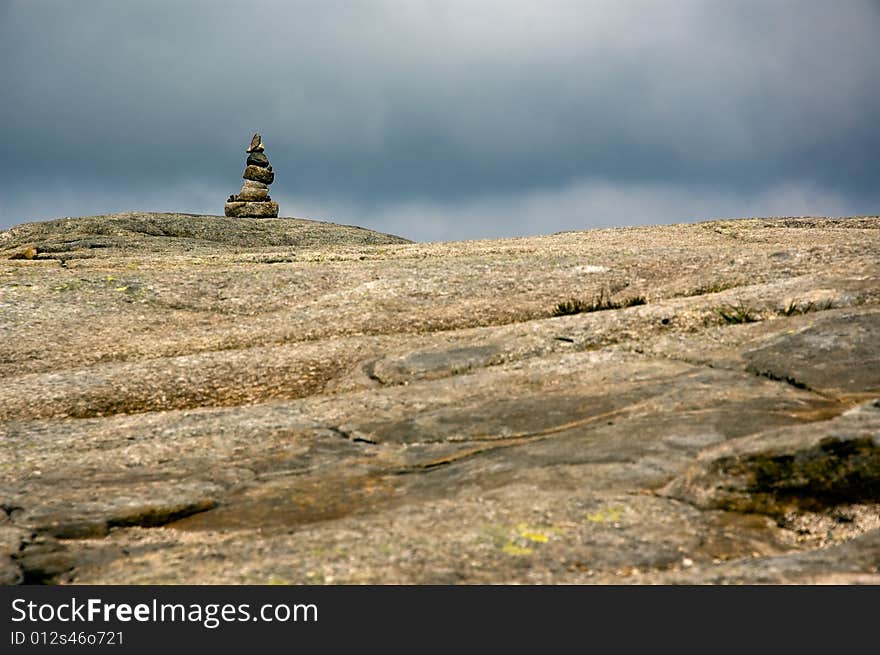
(1, 212, 879, 584)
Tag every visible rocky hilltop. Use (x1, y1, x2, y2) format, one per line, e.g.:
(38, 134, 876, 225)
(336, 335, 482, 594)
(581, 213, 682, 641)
(1, 212, 878, 584)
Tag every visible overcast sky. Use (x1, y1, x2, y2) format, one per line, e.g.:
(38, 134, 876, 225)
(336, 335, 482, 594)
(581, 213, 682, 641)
(1, 1, 878, 241)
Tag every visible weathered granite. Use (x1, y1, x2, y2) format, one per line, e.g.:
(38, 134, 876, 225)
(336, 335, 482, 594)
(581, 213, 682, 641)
(0, 213, 878, 584)
(661, 400, 880, 514)
(742, 314, 880, 399)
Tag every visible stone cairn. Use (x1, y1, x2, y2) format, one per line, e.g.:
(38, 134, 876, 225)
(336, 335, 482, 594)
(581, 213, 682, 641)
(224, 133, 279, 218)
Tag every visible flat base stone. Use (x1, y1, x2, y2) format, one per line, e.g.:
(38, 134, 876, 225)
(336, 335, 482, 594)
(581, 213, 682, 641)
(224, 201, 279, 218)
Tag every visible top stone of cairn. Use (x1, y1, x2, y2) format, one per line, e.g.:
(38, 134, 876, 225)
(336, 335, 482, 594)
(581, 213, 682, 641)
(246, 133, 265, 153)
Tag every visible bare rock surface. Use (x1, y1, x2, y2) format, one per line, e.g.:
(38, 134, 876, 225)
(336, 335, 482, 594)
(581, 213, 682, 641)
(0, 213, 878, 584)
(0, 211, 410, 259)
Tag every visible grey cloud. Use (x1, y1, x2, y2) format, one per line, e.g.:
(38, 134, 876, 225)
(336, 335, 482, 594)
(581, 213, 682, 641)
(1, 1, 878, 237)
(281, 178, 879, 242)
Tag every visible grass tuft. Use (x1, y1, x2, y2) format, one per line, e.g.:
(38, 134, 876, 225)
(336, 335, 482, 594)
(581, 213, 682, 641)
(553, 290, 646, 317)
(779, 299, 833, 316)
(716, 303, 760, 324)
(684, 280, 740, 297)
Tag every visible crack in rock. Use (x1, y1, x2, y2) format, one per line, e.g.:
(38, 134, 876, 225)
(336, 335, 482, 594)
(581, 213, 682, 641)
(326, 425, 377, 444)
(31, 500, 220, 539)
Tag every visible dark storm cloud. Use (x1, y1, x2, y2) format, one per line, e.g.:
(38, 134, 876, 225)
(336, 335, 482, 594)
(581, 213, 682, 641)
(1, 0, 878, 240)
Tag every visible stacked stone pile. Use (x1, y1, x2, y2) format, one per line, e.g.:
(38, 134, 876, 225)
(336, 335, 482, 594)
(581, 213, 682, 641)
(224, 133, 279, 218)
